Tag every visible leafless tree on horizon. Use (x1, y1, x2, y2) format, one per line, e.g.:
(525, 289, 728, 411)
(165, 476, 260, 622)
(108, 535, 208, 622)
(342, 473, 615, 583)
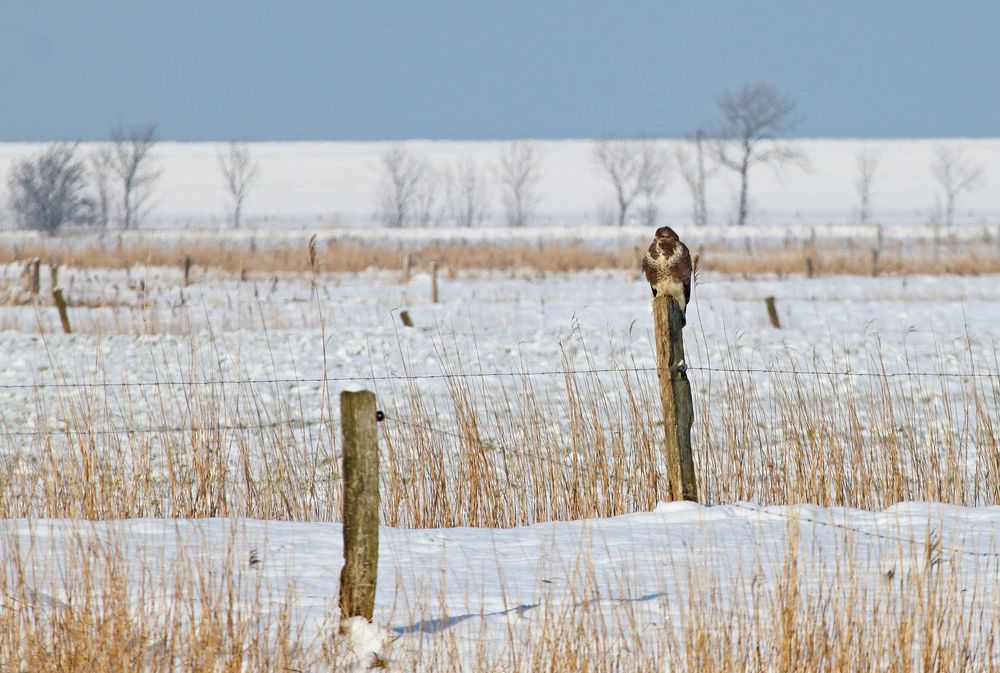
(87, 145, 115, 228)
(855, 149, 879, 226)
(676, 129, 715, 227)
(375, 144, 430, 228)
(496, 142, 542, 227)
(7, 143, 90, 234)
(930, 145, 985, 229)
(713, 82, 804, 226)
(593, 139, 670, 227)
(219, 142, 259, 229)
(445, 158, 488, 227)
(110, 123, 160, 230)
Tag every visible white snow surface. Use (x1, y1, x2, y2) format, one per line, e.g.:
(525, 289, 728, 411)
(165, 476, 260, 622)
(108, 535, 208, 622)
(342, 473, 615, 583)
(4, 502, 999, 665)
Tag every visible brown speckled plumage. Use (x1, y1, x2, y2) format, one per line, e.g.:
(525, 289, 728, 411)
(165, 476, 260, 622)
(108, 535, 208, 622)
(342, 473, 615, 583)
(641, 226, 691, 313)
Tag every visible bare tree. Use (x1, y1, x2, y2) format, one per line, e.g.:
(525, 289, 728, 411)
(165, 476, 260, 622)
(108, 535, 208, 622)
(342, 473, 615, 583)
(593, 139, 642, 227)
(930, 145, 985, 228)
(219, 142, 259, 228)
(713, 82, 803, 226)
(496, 142, 542, 228)
(375, 144, 431, 228)
(110, 123, 160, 230)
(636, 141, 671, 227)
(855, 149, 879, 225)
(7, 144, 90, 234)
(676, 129, 715, 227)
(445, 158, 487, 227)
(87, 145, 115, 228)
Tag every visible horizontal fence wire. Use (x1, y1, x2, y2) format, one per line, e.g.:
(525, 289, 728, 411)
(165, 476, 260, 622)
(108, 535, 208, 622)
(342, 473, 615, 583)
(1, 417, 335, 438)
(3, 364, 999, 391)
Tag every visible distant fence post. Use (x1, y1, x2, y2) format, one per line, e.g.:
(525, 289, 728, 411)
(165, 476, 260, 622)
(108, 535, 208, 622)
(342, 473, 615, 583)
(183, 256, 193, 287)
(52, 287, 71, 334)
(25, 258, 40, 295)
(805, 256, 814, 279)
(402, 254, 412, 282)
(430, 261, 439, 304)
(765, 296, 781, 329)
(870, 248, 880, 277)
(652, 296, 697, 502)
(339, 390, 380, 623)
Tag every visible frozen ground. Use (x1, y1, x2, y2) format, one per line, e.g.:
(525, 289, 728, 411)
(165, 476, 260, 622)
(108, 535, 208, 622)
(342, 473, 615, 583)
(5, 501, 999, 668)
(2, 262, 999, 665)
(0, 138, 998, 230)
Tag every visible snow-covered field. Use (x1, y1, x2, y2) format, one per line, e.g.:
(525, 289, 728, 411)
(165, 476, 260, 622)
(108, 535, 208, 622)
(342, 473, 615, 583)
(0, 261, 998, 667)
(1, 138, 999, 668)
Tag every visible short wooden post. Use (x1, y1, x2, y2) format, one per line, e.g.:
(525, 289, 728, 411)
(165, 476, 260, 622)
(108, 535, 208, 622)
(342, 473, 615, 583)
(25, 258, 41, 295)
(765, 296, 781, 329)
(339, 390, 380, 622)
(49, 263, 59, 292)
(52, 288, 71, 334)
(629, 247, 641, 281)
(399, 310, 414, 327)
(870, 248, 880, 277)
(805, 256, 814, 279)
(430, 261, 439, 304)
(652, 296, 697, 502)
(183, 256, 193, 287)
(402, 254, 413, 282)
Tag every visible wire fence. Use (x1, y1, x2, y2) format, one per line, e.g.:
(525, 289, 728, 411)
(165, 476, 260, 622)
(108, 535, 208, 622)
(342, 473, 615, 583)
(2, 361, 998, 562)
(3, 362, 998, 391)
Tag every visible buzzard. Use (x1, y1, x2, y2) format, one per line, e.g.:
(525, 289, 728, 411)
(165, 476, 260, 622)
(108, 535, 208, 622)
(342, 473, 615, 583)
(641, 226, 692, 317)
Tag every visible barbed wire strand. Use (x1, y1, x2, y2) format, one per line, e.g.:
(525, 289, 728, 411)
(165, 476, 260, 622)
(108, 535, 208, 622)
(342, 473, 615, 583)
(3, 364, 998, 391)
(1, 416, 336, 438)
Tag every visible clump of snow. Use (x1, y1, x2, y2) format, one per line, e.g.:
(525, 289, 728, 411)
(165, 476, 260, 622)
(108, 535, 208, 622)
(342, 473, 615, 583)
(338, 616, 390, 670)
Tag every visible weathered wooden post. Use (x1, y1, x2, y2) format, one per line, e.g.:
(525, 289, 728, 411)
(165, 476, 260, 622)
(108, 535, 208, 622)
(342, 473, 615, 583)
(765, 296, 781, 329)
(870, 248, 880, 277)
(52, 287, 71, 334)
(652, 296, 697, 502)
(402, 254, 413, 282)
(183, 256, 193, 287)
(339, 390, 380, 622)
(430, 261, 439, 304)
(49, 263, 59, 291)
(805, 256, 814, 279)
(25, 258, 41, 295)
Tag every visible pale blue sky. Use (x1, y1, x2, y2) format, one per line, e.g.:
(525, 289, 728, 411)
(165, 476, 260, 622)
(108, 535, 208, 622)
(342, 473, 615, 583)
(2, 1, 997, 140)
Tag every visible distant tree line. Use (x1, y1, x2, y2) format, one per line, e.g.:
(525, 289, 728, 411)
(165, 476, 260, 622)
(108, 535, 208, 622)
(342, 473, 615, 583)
(4, 86, 988, 234)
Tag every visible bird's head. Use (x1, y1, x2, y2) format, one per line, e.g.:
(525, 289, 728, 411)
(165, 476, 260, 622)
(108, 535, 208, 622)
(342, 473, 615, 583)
(654, 226, 679, 241)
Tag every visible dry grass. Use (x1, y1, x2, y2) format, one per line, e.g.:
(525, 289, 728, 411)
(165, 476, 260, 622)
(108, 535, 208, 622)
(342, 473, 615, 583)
(2, 237, 999, 277)
(1, 327, 996, 525)
(2, 517, 996, 671)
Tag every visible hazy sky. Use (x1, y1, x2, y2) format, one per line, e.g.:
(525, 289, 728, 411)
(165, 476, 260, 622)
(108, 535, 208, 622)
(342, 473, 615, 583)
(2, 1, 998, 141)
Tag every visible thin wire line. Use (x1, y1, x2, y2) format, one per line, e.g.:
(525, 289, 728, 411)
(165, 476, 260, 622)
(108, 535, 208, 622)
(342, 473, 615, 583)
(1, 417, 336, 438)
(3, 365, 997, 390)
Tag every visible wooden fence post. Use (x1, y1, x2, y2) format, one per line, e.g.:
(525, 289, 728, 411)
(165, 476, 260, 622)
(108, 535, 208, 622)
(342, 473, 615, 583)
(402, 254, 412, 282)
(183, 256, 193, 287)
(25, 258, 41, 295)
(765, 296, 781, 329)
(652, 296, 697, 502)
(52, 287, 71, 334)
(870, 248, 880, 277)
(49, 263, 59, 292)
(805, 256, 814, 279)
(339, 390, 380, 622)
(430, 261, 439, 304)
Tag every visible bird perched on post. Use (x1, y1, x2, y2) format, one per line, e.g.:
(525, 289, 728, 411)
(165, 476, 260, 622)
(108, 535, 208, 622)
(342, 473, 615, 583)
(641, 226, 692, 319)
